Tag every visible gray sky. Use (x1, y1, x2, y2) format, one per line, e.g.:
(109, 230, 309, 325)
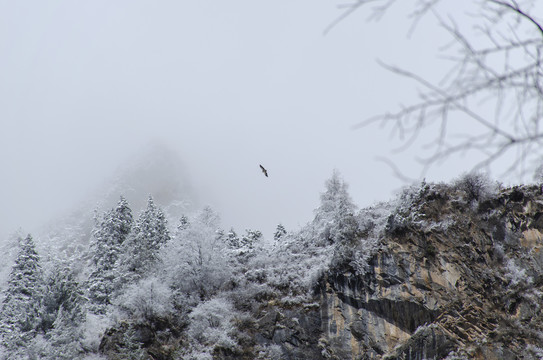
(0, 1, 510, 239)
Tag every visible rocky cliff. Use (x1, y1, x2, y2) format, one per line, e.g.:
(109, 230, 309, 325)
(100, 179, 543, 359)
(252, 182, 543, 359)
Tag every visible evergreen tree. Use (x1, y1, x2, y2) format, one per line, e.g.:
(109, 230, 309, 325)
(120, 196, 170, 283)
(274, 224, 287, 242)
(87, 269, 116, 313)
(90, 196, 133, 270)
(177, 215, 190, 233)
(240, 229, 262, 250)
(37, 265, 85, 359)
(312, 170, 358, 245)
(0, 234, 43, 353)
(40, 265, 85, 333)
(42, 306, 85, 360)
(87, 196, 133, 313)
(226, 228, 240, 249)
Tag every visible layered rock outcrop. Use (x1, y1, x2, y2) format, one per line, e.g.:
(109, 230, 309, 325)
(245, 183, 543, 359)
(313, 183, 543, 359)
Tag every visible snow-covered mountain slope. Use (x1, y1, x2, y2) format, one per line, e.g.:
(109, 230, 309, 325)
(2, 172, 543, 359)
(100, 175, 543, 359)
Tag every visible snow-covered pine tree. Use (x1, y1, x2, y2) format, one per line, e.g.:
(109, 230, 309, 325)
(120, 196, 170, 283)
(39, 305, 85, 360)
(240, 229, 262, 250)
(274, 224, 287, 242)
(91, 196, 133, 269)
(87, 196, 133, 313)
(226, 228, 240, 249)
(177, 215, 190, 233)
(38, 265, 85, 359)
(40, 265, 85, 333)
(312, 170, 358, 245)
(0, 234, 43, 354)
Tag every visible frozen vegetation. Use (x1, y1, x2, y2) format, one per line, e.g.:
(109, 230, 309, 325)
(1, 171, 543, 359)
(0, 171, 369, 359)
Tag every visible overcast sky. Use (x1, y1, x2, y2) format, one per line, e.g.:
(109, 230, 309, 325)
(0, 1, 523, 239)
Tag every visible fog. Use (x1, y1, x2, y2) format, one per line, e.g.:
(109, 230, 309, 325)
(0, 1, 500, 239)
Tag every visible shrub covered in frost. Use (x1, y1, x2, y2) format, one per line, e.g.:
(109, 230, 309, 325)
(161, 207, 232, 301)
(116, 277, 174, 321)
(184, 297, 238, 358)
(255, 344, 283, 359)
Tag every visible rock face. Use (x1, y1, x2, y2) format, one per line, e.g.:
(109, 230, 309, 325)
(312, 183, 543, 359)
(253, 306, 323, 359)
(99, 317, 184, 360)
(245, 183, 543, 359)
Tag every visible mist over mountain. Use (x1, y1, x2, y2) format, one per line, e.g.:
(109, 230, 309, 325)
(95, 142, 197, 218)
(0, 144, 197, 292)
(39, 142, 196, 244)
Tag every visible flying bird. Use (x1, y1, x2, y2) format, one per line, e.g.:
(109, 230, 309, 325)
(259, 164, 268, 177)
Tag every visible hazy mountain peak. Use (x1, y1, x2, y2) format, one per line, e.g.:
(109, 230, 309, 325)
(35, 142, 197, 261)
(105, 142, 197, 215)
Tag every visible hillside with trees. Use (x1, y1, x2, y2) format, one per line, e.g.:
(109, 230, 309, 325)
(2, 171, 543, 359)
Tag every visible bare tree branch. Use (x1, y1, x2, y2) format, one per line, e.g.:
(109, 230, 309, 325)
(489, 0, 543, 38)
(375, 156, 417, 182)
(324, 0, 396, 35)
(335, 0, 543, 179)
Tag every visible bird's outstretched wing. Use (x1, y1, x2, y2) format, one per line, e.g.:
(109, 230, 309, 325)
(259, 164, 268, 177)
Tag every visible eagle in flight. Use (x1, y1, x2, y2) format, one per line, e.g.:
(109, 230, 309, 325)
(259, 164, 268, 177)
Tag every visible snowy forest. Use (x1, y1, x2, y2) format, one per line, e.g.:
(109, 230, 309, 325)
(4, 165, 543, 359)
(0, 170, 371, 359)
